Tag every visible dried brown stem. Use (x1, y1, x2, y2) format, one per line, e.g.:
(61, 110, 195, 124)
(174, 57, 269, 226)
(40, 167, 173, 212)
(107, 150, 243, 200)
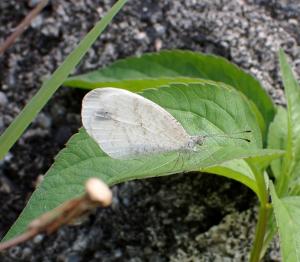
(0, 178, 112, 252)
(0, 0, 49, 55)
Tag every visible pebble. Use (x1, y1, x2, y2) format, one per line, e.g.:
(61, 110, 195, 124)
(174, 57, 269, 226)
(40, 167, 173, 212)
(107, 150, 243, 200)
(0, 91, 8, 107)
(31, 14, 43, 29)
(0, 152, 13, 167)
(114, 248, 123, 258)
(0, 116, 4, 131)
(154, 23, 165, 36)
(41, 18, 60, 37)
(72, 236, 87, 252)
(35, 113, 52, 129)
(21, 247, 32, 260)
(8, 247, 22, 259)
(0, 175, 13, 194)
(66, 254, 81, 262)
(33, 234, 44, 244)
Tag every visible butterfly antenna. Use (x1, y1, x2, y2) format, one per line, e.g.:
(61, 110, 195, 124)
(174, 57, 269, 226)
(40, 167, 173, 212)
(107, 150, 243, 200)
(230, 130, 252, 134)
(203, 130, 251, 143)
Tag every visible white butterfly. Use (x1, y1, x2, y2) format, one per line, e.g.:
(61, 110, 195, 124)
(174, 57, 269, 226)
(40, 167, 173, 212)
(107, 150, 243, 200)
(81, 88, 206, 160)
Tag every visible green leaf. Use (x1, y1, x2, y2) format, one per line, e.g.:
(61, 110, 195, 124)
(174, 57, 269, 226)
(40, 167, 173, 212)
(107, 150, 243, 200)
(203, 156, 280, 203)
(4, 134, 282, 241)
(270, 182, 300, 262)
(0, 0, 128, 160)
(4, 83, 281, 240)
(289, 179, 300, 195)
(267, 106, 288, 178)
(265, 107, 289, 259)
(279, 50, 300, 192)
(202, 160, 258, 196)
(64, 50, 275, 136)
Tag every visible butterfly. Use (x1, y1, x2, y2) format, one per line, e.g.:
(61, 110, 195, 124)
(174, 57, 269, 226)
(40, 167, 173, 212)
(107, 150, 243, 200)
(81, 88, 250, 160)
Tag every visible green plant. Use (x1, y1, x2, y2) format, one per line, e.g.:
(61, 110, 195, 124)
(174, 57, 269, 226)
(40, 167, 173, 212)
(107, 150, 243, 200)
(0, 11, 299, 260)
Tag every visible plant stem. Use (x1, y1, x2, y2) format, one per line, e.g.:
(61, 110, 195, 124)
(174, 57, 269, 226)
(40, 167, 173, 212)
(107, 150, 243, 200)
(260, 219, 276, 259)
(246, 161, 270, 262)
(249, 203, 271, 262)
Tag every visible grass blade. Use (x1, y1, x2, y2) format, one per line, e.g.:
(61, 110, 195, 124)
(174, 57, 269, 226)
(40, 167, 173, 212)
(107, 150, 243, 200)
(0, 0, 128, 160)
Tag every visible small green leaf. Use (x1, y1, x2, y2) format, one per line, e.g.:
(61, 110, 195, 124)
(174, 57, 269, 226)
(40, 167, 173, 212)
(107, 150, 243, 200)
(65, 50, 275, 136)
(4, 83, 279, 240)
(270, 182, 300, 262)
(267, 106, 288, 178)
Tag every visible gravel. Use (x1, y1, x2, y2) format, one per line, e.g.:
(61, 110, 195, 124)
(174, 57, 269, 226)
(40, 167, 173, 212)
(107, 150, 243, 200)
(1, 0, 299, 261)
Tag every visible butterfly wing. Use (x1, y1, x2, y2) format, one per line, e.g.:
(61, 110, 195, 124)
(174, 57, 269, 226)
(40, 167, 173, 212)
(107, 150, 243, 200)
(81, 88, 190, 159)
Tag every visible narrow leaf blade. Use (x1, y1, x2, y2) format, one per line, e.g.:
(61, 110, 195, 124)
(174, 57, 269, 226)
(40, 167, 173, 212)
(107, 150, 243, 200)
(0, 0, 128, 160)
(267, 106, 288, 178)
(279, 50, 300, 182)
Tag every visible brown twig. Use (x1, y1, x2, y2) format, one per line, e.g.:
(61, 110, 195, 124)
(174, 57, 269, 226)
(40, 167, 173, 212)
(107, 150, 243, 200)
(0, 0, 49, 55)
(0, 178, 112, 252)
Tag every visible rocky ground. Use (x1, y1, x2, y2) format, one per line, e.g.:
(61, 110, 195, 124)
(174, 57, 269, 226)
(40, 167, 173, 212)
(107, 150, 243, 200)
(0, 0, 299, 261)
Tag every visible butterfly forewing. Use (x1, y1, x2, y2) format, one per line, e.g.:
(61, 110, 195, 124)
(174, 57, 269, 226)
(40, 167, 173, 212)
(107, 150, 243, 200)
(82, 88, 191, 159)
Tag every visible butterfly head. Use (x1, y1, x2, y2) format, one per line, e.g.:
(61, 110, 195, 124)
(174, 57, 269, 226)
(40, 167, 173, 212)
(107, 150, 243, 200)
(187, 136, 205, 151)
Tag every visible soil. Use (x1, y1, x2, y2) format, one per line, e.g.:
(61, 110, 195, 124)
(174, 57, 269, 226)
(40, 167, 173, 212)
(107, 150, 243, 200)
(0, 0, 299, 261)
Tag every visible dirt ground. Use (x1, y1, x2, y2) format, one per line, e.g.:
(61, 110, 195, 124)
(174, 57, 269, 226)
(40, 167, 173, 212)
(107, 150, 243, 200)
(0, 0, 300, 261)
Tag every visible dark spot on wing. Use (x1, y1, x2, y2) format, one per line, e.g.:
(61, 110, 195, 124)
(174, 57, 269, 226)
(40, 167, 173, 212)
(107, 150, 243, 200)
(95, 111, 112, 121)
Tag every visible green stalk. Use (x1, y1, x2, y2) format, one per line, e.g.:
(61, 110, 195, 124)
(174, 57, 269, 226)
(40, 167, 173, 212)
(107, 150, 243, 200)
(0, 0, 128, 160)
(250, 203, 271, 262)
(246, 161, 270, 262)
(260, 217, 276, 260)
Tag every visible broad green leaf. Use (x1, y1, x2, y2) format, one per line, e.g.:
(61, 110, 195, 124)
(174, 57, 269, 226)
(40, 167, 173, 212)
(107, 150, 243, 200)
(4, 83, 281, 240)
(270, 183, 300, 262)
(4, 133, 282, 241)
(267, 106, 288, 178)
(0, 0, 128, 160)
(64, 50, 275, 136)
(142, 82, 262, 147)
(279, 50, 300, 191)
